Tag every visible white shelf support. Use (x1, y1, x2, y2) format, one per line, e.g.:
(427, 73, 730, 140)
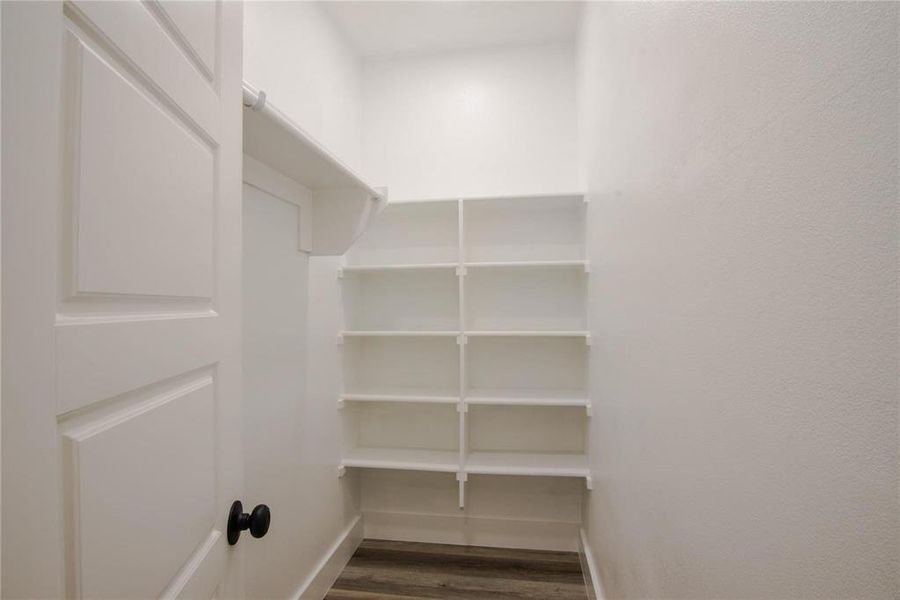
(337, 465, 347, 478)
(585, 333, 592, 347)
(585, 402, 593, 418)
(337, 333, 344, 345)
(585, 475, 593, 491)
(456, 334, 468, 346)
(456, 472, 468, 509)
(336, 267, 344, 279)
(456, 402, 468, 414)
(336, 398, 345, 411)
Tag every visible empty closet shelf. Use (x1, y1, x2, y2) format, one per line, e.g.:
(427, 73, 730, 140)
(465, 330, 589, 338)
(341, 262, 458, 272)
(341, 448, 460, 473)
(465, 388, 589, 407)
(341, 387, 459, 404)
(464, 260, 588, 270)
(341, 330, 460, 337)
(464, 452, 589, 478)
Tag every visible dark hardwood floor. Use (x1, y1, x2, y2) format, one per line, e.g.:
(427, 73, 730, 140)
(325, 539, 589, 600)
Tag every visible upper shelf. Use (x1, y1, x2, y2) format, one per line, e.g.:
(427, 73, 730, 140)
(242, 81, 387, 255)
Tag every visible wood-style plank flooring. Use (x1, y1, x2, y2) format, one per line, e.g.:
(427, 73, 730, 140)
(325, 539, 589, 600)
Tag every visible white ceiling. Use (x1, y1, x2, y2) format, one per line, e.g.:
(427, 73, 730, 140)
(320, 1, 581, 60)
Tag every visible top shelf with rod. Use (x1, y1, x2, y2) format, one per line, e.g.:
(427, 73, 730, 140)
(242, 81, 387, 256)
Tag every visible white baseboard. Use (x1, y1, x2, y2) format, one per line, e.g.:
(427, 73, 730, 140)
(578, 528, 606, 600)
(362, 510, 580, 552)
(293, 515, 363, 600)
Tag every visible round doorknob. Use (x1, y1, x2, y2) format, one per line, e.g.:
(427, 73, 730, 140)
(227, 501, 271, 545)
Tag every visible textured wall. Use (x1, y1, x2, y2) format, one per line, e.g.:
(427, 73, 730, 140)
(577, 3, 899, 598)
(362, 42, 579, 201)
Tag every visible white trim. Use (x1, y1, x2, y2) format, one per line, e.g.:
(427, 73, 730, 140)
(362, 510, 580, 552)
(579, 528, 606, 600)
(292, 515, 363, 600)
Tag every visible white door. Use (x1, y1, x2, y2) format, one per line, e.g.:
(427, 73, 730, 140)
(2, 1, 244, 598)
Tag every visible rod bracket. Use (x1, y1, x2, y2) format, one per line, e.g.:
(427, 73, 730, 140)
(244, 89, 267, 112)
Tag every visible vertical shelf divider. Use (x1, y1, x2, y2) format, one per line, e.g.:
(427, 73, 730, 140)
(457, 198, 467, 509)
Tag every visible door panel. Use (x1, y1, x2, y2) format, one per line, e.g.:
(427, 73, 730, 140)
(2, 1, 243, 598)
(68, 29, 215, 299)
(61, 374, 216, 599)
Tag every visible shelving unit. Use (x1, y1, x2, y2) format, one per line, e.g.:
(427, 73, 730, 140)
(338, 194, 591, 506)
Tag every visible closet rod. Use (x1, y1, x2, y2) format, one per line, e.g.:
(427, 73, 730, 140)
(241, 81, 385, 201)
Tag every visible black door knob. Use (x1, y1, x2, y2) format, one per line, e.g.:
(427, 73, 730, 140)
(227, 501, 271, 545)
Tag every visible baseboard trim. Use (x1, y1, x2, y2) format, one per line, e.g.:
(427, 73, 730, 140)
(578, 528, 606, 600)
(293, 515, 363, 600)
(362, 510, 580, 552)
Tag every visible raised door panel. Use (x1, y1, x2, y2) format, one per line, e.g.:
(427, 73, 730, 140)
(69, 31, 215, 299)
(61, 375, 218, 599)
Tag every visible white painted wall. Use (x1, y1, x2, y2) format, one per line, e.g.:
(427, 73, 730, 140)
(577, 3, 899, 598)
(242, 160, 361, 600)
(362, 42, 578, 201)
(244, 1, 363, 171)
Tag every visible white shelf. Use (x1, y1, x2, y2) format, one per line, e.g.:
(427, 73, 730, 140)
(341, 330, 460, 338)
(465, 260, 588, 270)
(342, 447, 459, 473)
(342, 262, 458, 273)
(466, 388, 588, 408)
(465, 330, 590, 338)
(463, 192, 585, 203)
(341, 260, 587, 272)
(464, 452, 589, 478)
(242, 82, 385, 255)
(342, 387, 459, 404)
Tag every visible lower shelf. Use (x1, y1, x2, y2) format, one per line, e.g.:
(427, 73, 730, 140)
(341, 387, 459, 404)
(464, 452, 589, 478)
(341, 447, 460, 473)
(340, 448, 589, 480)
(465, 388, 589, 408)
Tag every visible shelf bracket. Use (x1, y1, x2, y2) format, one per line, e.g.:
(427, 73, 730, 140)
(336, 267, 344, 279)
(583, 261, 591, 274)
(585, 402, 592, 417)
(337, 465, 347, 478)
(585, 334, 592, 347)
(337, 333, 344, 345)
(456, 402, 468, 414)
(456, 265, 467, 277)
(457, 472, 467, 509)
(456, 334, 468, 346)
(337, 398, 345, 411)
(585, 475, 593, 491)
